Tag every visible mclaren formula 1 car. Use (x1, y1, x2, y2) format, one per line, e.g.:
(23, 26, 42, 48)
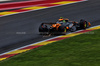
(39, 19, 91, 34)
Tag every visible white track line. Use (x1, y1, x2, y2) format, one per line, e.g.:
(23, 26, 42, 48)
(0, 25, 99, 56)
(0, 0, 88, 17)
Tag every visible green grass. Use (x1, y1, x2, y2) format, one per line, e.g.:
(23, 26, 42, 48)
(0, 29, 100, 66)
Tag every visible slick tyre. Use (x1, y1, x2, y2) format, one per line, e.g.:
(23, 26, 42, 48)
(58, 26, 67, 32)
(39, 25, 48, 32)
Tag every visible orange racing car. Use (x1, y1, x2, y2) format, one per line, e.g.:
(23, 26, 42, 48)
(39, 18, 91, 34)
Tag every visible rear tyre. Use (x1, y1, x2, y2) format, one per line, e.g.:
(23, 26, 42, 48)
(58, 26, 67, 34)
(39, 24, 48, 32)
(58, 26, 66, 32)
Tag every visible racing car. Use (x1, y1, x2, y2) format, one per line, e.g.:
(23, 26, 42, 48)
(39, 18, 91, 34)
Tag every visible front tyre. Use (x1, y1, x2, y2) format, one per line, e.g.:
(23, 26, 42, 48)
(80, 21, 87, 29)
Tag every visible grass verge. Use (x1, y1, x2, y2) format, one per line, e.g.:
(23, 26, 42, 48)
(0, 29, 100, 66)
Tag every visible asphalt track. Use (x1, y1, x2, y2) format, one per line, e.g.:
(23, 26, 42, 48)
(0, 0, 100, 54)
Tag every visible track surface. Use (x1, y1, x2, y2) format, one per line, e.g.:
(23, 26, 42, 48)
(0, 0, 100, 54)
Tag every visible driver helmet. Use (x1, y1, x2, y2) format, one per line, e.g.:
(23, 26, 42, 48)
(58, 17, 64, 21)
(58, 19, 63, 21)
(65, 18, 69, 22)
